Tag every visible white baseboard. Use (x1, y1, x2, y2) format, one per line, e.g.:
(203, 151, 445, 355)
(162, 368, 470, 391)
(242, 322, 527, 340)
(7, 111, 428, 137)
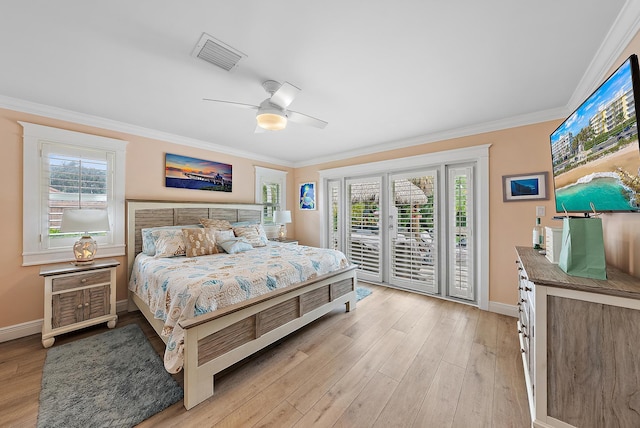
(0, 299, 131, 343)
(0, 318, 42, 343)
(489, 300, 518, 318)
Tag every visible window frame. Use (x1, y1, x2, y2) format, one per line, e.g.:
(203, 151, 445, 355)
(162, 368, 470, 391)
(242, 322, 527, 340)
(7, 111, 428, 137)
(21, 122, 127, 266)
(254, 166, 288, 225)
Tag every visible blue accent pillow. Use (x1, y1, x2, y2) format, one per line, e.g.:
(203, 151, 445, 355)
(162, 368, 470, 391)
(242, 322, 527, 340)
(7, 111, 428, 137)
(218, 237, 254, 254)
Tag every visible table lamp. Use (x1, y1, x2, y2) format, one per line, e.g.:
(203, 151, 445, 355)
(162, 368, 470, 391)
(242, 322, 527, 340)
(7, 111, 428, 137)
(59, 209, 110, 265)
(273, 210, 292, 240)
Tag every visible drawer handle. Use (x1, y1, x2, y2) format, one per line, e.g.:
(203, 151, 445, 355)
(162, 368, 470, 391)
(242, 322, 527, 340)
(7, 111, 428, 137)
(522, 333, 528, 338)
(85, 302, 89, 307)
(520, 298, 527, 303)
(81, 278, 87, 283)
(521, 348, 526, 353)
(519, 275, 526, 280)
(525, 286, 532, 292)
(77, 304, 83, 309)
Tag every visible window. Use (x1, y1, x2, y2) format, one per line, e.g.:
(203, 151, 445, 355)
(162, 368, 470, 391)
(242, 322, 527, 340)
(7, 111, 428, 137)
(21, 122, 127, 265)
(255, 166, 287, 224)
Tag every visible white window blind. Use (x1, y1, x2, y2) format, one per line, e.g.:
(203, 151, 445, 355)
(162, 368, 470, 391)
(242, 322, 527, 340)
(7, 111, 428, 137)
(42, 143, 113, 250)
(254, 166, 287, 227)
(447, 165, 474, 300)
(328, 180, 341, 251)
(262, 181, 281, 224)
(390, 172, 438, 293)
(347, 178, 382, 282)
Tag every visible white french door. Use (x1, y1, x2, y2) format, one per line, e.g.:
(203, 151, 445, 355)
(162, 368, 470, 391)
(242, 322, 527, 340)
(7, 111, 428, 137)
(447, 165, 474, 300)
(327, 180, 341, 251)
(329, 166, 476, 302)
(388, 171, 438, 294)
(346, 177, 382, 283)
(320, 146, 489, 308)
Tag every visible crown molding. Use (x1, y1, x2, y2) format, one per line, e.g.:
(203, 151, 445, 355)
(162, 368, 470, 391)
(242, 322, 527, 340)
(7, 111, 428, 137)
(568, 0, 640, 110)
(0, 94, 293, 167)
(294, 106, 567, 168)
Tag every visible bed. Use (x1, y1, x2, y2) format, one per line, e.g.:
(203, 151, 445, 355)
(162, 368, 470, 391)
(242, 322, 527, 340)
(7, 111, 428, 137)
(126, 200, 358, 410)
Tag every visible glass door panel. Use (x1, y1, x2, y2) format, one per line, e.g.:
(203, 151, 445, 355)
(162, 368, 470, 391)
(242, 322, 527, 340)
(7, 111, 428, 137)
(327, 180, 341, 251)
(347, 177, 382, 282)
(447, 165, 474, 301)
(388, 172, 438, 294)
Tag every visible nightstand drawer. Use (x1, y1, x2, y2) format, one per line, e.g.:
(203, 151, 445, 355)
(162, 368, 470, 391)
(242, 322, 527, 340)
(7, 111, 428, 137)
(52, 270, 111, 292)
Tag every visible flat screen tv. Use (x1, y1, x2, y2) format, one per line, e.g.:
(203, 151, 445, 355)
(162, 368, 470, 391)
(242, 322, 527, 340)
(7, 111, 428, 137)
(550, 54, 640, 213)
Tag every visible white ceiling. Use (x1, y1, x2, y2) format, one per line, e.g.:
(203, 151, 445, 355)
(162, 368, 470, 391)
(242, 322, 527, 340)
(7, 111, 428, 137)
(1, 1, 639, 167)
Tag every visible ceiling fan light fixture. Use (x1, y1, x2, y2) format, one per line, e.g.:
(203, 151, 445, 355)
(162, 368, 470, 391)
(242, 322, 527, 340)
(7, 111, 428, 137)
(256, 111, 287, 131)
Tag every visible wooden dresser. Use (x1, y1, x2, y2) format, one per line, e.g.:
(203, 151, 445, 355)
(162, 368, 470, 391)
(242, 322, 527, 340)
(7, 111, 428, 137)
(515, 246, 640, 428)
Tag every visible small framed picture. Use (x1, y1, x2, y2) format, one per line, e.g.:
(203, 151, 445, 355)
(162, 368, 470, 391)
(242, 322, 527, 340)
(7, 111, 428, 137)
(299, 182, 316, 210)
(503, 171, 549, 202)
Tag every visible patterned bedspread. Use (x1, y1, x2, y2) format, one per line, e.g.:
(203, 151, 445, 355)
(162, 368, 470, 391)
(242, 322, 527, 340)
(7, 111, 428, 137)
(128, 243, 350, 373)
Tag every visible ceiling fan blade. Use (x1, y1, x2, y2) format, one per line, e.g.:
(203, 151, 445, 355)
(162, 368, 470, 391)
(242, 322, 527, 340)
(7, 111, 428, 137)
(287, 110, 328, 129)
(202, 99, 259, 110)
(269, 82, 300, 109)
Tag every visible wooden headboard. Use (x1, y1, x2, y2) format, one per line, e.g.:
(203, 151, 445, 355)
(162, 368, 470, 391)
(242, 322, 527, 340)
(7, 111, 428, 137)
(126, 200, 263, 275)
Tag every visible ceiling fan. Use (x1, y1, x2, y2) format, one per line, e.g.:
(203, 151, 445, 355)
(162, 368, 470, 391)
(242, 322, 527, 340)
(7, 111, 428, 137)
(203, 80, 328, 132)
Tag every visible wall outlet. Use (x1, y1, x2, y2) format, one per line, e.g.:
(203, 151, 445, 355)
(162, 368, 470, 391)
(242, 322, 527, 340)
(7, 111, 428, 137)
(536, 206, 545, 217)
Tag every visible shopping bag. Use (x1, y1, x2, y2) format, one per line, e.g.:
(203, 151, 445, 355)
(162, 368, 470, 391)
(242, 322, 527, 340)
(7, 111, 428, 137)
(558, 217, 607, 280)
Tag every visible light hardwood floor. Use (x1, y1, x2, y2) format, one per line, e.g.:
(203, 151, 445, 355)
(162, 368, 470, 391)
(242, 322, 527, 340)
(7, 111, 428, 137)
(0, 284, 531, 427)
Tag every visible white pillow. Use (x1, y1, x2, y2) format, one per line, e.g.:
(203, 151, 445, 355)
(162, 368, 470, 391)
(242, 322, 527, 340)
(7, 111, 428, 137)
(142, 224, 201, 255)
(232, 224, 269, 247)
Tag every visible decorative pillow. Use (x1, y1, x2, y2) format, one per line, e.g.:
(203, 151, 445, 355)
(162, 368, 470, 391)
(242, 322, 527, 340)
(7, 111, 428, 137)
(142, 225, 201, 256)
(182, 228, 218, 257)
(218, 237, 254, 254)
(233, 224, 269, 247)
(199, 218, 232, 230)
(152, 229, 186, 258)
(211, 229, 235, 251)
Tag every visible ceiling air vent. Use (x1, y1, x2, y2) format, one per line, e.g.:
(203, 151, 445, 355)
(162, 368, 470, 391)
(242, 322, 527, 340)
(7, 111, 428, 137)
(191, 33, 246, 72)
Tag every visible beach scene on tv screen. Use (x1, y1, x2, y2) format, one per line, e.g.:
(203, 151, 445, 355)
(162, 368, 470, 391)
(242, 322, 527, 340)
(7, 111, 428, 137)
(550, 58, 640, 212)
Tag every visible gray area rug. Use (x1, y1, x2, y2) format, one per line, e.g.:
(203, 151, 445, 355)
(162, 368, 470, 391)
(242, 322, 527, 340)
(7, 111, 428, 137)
(37, 323, 183, 428)
(356, 286, 372, 301)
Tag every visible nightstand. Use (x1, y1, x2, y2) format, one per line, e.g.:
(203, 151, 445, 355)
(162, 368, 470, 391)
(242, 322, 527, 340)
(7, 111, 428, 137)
(269, 238, 299, 245)
(40, 258, 119, 348)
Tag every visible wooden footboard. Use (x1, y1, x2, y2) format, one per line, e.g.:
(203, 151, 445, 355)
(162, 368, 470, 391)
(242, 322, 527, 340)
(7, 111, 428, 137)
(130, 265, 357, 409)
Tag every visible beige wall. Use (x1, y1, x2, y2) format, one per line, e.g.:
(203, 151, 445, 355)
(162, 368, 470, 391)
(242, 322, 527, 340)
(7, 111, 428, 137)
(0, 108, 294, 328)
(295, 122, 561, 305)
(3, 31, 640, 330)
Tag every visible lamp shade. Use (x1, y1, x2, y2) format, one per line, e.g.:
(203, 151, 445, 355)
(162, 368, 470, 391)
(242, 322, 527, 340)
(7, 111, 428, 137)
(256, 110, 287, 131)
(59, 209, 110, 233)
(273, 210, 292, 224)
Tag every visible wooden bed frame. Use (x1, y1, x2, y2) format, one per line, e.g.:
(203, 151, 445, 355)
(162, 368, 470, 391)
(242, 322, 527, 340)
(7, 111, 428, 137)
(126, 200, 358, 410)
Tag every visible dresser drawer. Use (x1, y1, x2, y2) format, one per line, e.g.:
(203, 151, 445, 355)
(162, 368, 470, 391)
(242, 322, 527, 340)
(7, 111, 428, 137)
(52, 270, 111, 292)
